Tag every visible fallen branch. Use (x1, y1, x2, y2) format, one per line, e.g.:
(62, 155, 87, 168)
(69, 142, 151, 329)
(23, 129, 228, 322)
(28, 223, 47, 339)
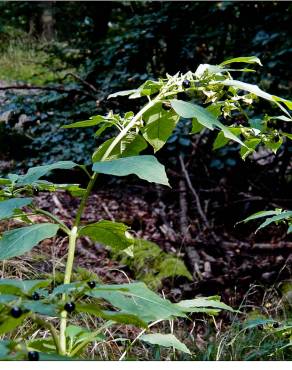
(179, 155, 210, 229)
(62, 72, 98, 93)
(0, 84, 94, 98)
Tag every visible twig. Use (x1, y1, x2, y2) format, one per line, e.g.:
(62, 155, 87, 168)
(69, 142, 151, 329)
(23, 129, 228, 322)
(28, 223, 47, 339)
(178, 176, 201, 278)
(0, 84, 93, 98)
(62, 72, 98, 93)
(179, 155, 210, 229)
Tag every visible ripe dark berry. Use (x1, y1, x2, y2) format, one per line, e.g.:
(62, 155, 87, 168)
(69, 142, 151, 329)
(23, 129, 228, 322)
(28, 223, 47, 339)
(182, 79, 191, 89)
(273, 322, 280, 328)
(28, 351, 39, 361)
(258, 324, 263, 331)
(87, 281, 96, 289)
(31, 292, 40, 301)
(64, 302, 75, 313)
(162, 102, 172, 111)
(10, 306, 23, 318)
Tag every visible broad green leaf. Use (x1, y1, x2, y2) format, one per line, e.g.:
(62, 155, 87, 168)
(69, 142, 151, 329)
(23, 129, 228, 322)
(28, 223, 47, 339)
(170, 99, 214, 129)
(0, 341, 10, 357)
(142, 103, 179, 152)
(255, 211, 292, 232)
(191, 119, 204, 134)
(87, 282, 185, 322)
(108, 89, 137, 99)
(265, 136, 283, 154)
(17, 161, 78, 185)
(270, 115, 292, 122)
(157, 258, 192, 281)
(283, 133, 292, 141)
(66, 325, 104, 346)
(220, 56, 262, 66)
(171, 100, 245, 146)
(51, 282, 82, 296)
(92, 155, 170, 186)
(92, 134, 147, 162)
(213, 128, 242, 150)
(0, 313, 29, 335)
(241, 210, 280, 223)
(79, 220, 132, 250)
(220, 80, 292, 110)
(0, 279, 51, 295)
(62, 115, 107, 128)
(0, 198, 33, 220)
(76, 304, 148, 328)
(140, 333, 191, 354)
(240, 138, 261, 159)
(243, 318, 275, 329)
(0, 178, 11, 186)
(288, 225, 292, 234)
(175, 297, 234, 313)
(0, 223, 59, 260)
(22, 301, 58, 317)
(0, 294, 18, 303)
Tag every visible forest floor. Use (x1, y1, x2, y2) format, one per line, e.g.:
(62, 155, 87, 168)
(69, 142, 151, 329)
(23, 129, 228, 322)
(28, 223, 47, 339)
(3, 182, 291, 310)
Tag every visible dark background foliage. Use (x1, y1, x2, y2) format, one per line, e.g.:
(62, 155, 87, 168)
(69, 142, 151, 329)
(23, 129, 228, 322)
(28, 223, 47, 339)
(0, 1, 291, 293)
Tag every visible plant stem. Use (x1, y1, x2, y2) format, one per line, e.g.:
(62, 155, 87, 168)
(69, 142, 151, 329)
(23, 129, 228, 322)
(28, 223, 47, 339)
(58, 93, 163, 355)
(59, 225, 78, 354)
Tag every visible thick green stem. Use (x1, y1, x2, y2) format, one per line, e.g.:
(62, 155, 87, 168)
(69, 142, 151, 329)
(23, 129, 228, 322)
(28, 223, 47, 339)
(59, 225, 78, 354)
(58, 93, 163, 355)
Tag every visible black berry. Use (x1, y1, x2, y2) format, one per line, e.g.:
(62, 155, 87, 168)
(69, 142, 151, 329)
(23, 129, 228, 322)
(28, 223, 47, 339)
(28, 351, 39, 361)
(273, 322, 280, 328)
(162, 102, 172, 111)
(64, 302, 75, 313)
(87, 281, 96, 289)
(31, 292, 40, 301)
(182, 79, 191, 89)
(10, 306, 23, 318)
(258, 324, 263, 331)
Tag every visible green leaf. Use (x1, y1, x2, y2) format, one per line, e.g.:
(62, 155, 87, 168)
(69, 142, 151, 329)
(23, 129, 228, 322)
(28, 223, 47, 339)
(22, 301, 58, 317)
(241, 210, 280, 223)
(0, 178, 11, 186)
(140, 333, 191, 354)
(0, 198, 33, 220)
(0, 294, 18, 303)
(220, 80, 292, 111)
(108, 89, 137, 99)
(92, 134, 147, 162)
(191, 119, 204, 134)
(17, 161, 78, 185)
(87, 282, 185, 322)
(0, 279, 51, 295)
(0, 313, 29, 335)
(240, 138, 261, 159)
(265, 136, 283, 154)
(255, 211, 292, 232)
(62, 115, 107, 128)
(142, 103, 179, 152)
(79, 220, 132, 251)
(92, 155, 170, 186)
(76, 304, 147, 328)
(220, 56, 262, 66)
(213, 128, 242, 150)
(157, 257, 192, 281)
(170, 99, 214, 129)
(0, 223, 59, 260)
(175, 297, 235, 313)
(171, 100, 245, 146)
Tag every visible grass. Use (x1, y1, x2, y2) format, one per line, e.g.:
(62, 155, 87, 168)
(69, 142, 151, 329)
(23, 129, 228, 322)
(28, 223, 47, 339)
(0, 37, 76, 85)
